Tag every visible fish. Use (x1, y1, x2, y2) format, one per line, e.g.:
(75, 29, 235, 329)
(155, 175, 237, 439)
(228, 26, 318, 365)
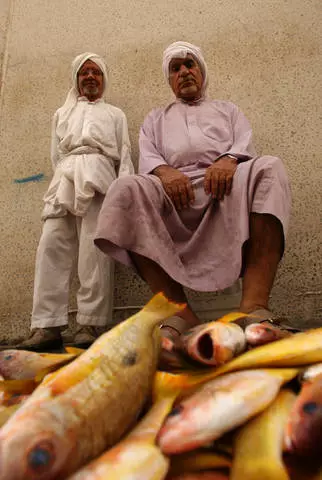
(0, 349, 77, 380)
(0, 293, 185, 480)
(230, 389, 296, 480)
(180, 327, 322, 386)
(284, 373, 322, 458)
(68, 371, 186, 480)
(169, 450, 231, 476)
(166, 472, 230, 480)
(176, 321, 246, 367)
(245, 322, 293, 347)
(157, 368, 298, 455)
(299, 362, 322, 383)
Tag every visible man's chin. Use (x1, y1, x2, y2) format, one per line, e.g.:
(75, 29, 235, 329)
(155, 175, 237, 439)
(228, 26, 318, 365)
(178, 87, 201, 102)
(83, 86, 99, 95)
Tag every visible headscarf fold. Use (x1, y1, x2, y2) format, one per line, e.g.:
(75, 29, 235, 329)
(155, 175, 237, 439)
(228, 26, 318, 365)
(56, 52, 108, 136)
(162, 41, 208, 96)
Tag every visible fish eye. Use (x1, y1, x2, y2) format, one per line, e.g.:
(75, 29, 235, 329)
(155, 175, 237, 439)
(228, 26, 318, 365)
(27, 440, 55, 473)
(302, 402, 319, 414)
(4, 354, 14, 360)
(168, 404, 184, 417)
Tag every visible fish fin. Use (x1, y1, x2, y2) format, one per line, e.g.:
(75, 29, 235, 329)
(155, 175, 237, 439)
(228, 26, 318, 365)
(0, 379, 36, 394)
(64, 346, 86, 355)
(45, 356, 102, 396)
(38, 352, 76, 361)
(153, 371, 188, 403)
(217, 311, 254, 324)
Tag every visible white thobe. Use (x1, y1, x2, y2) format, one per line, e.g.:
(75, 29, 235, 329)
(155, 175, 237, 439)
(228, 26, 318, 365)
(32, 97, 133, 328)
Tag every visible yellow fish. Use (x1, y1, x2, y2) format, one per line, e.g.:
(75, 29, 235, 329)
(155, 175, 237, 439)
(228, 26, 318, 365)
(157, 369, 298, 455)
(68, 371, 187, 479)
(231, 389, 296, 480)
(169, 450, 231, 476)
(166, 472, 230, 480)
(0, 293, 185, 480)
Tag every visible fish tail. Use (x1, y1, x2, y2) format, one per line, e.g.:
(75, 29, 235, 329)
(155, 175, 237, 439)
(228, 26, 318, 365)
(64, 347, 86, 355)
(217, 311, 252, 324)
(141, 292, 186, 322)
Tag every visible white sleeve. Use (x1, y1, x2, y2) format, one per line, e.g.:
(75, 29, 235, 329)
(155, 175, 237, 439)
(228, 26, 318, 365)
(50, 111, 60, 171)
(115, 112, 134, 177)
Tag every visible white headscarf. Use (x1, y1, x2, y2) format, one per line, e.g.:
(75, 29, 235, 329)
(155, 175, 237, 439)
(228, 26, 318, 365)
(56, 52, 108, 135)
(162, 41, 208, 97)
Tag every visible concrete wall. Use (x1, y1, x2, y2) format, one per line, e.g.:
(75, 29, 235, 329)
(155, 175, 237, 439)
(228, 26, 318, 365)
(0, 0, 321, 342)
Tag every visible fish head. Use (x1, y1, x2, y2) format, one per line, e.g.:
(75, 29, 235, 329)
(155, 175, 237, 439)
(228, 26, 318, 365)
(0, 350, 32, 379)
(0, 404, 75, 480)
(157, 395, 211, 454)
(285, 376, 322, 458)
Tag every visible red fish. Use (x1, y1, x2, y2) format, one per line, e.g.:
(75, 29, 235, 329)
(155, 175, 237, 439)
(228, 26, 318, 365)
(245, 322, 293, 347)
(284, 373, 322, 458)
(176, 322, 246, 367)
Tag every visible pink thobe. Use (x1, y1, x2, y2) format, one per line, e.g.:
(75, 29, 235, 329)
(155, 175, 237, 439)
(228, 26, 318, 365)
(95, 98, 291, 292)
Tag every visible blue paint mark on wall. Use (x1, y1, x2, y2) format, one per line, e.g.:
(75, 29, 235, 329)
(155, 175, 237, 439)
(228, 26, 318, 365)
(13, 173, 45, 184)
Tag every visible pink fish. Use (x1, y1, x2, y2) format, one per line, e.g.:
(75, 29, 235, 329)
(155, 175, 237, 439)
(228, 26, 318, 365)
(157, 368, 297, 454)
(245, 322, 293, 347)
(176, 322, 246, 367)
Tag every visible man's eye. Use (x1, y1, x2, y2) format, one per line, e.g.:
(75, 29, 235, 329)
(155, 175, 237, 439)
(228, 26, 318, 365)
(171, 65, 180, 72)
(185, 61, 194, 69)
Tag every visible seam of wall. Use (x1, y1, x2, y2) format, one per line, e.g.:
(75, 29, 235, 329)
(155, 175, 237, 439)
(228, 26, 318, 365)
(0, 0, 15, 133)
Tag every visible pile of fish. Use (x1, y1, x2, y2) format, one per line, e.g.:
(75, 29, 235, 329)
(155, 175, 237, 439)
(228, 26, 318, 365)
(0, 293, 321, 479)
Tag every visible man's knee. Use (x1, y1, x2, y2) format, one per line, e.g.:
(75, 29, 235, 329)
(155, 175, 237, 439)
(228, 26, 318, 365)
(255, 155, 288, 176)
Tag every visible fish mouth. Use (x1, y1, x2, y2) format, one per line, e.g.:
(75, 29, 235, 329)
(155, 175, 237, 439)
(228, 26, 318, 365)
(196, 333, 214, 361)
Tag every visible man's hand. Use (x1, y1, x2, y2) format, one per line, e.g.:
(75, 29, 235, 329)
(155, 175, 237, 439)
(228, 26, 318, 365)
(153, 165, 195, 211)
(204, 156, 238, 200)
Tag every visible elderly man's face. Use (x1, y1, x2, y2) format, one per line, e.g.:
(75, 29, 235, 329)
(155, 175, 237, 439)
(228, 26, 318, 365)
(77, 60, 104, 101)
(169, 54, 203, 101)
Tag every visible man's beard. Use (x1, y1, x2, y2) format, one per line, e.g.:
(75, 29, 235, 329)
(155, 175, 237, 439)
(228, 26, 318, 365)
(82, 84, 99, 96)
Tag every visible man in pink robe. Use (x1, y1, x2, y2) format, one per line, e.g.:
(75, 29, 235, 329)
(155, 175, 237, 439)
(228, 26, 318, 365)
(95, 41, 291, 361)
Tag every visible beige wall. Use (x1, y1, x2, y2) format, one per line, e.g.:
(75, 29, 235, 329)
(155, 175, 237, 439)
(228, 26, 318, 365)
(0, 0, 321, 341)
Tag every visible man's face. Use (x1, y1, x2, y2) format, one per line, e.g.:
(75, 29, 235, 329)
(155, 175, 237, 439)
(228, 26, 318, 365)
(169, 54, 203, 102)
(77, 60, 104, 101)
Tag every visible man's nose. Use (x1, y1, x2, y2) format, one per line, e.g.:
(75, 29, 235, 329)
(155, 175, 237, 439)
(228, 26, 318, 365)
(179, 64, 190, 75)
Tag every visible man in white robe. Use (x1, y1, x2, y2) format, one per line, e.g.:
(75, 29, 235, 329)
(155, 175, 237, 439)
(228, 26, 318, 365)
(19, 52, 134, 351)
(94, 42, 291, 364)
